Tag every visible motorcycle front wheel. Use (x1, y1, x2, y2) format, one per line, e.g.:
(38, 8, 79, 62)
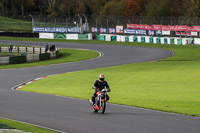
(100, 101, 106, 114)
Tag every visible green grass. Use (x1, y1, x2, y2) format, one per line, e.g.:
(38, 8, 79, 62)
(1, 37, 200, 117)
(0, 118, 56, 133)
(0, 52, 20, 56)
(14, 38, 200, 117)
(0, 45, 99, 69)
(0, 16, 27, 22)
(0, 16, 32, 32)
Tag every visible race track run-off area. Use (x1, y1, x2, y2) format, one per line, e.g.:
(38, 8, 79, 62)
(0, 40, 199, 133)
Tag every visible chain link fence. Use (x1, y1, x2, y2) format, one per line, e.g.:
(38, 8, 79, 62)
(1, 15, 200, 32)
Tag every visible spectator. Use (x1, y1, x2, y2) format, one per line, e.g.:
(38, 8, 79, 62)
(9, 45, 13, 54)
(49, 45, 52, 51)
(52, 43, 56, 51)
(45, 43, 49, 53)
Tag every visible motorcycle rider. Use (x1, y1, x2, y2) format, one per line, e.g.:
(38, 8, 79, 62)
(90, 74, 111, 105)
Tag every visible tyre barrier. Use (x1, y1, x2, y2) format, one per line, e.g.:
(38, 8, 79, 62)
(0, 46, 59, 65)
(97, 34, 197, 45)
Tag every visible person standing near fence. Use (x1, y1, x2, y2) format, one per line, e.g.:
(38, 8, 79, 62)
(45, 43, 49, 53)
(9, 45, 13, 54)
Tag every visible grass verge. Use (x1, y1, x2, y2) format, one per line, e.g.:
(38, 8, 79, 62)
(16, 38, 200, 117)
(0, 46, 99, 69)
(0, 118, 56, 133)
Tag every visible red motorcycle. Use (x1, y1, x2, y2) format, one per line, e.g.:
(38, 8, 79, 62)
(93, 89, 107, 114)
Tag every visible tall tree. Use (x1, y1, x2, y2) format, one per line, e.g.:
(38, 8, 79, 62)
(74, 0, 85, 15)
(123, 0, 142, 16)
(47, 0, 61, 17)
(100, 0, 125, 16)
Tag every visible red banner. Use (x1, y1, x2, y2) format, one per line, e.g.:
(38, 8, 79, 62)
(177, 26, 188, 31)
(187, 27, 193, 32)
(151, 25, 162, 30)
(143, 24, 152, 30)
(193, 26, 200, 32)
(126, 24, 137, 29)
(126, 24, 200, 32)
(169, 26, 177, 31)
(162, 25, 170, 31)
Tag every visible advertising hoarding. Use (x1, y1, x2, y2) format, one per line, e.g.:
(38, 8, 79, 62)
(136, 30, 146, 35)
(33, 27, 80, 33)
(91, 27, 98, 33)
(100, 28, 107, 33)
(148, 30, 155, 36)
(116, 26, 124, 33)
(124, 29, 136, 34)
(109, 28, 116, 34)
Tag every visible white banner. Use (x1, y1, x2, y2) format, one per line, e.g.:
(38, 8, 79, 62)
(162, 31, 170, 35)
(191, 32, 198, 36)
(39, 33, 54, 39)
(66, 34, 78, 40)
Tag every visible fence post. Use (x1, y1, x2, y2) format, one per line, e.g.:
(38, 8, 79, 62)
(96, 19, 98, 29)
(40, 47, 41, 54)
(107, 19, 109, 33)
(66, 18, 68, 27)
(33, 47, 35, 54)
(18, 46, 19, 53)
(26, 47, 28, 53)
(0, 46, 1, 53)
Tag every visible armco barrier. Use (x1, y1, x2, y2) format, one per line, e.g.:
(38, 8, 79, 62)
(0, 46, 59, 65)
(0, 57, 9, 65)
(39, 53, 50, 61)
(19, 56, 27, 63)
(9, 56, 26, 64)
(26, 54, 40, 63)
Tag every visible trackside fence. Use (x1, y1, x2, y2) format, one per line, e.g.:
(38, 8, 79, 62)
(0, 46, 59, 65)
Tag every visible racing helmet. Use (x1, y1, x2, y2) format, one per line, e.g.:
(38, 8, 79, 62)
(99, 74, 105, 82)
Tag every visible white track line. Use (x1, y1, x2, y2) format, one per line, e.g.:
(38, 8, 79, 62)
(0, 117, 67, 133)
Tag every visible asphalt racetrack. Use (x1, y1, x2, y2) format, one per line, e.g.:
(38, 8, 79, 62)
(0, 40, 199, 133)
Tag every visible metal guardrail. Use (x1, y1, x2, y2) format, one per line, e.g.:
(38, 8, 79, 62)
(0, 46, 45, 54)
(0, 46, 59, 65)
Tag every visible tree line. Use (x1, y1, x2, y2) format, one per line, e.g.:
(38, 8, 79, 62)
(0, 0, 200, 20)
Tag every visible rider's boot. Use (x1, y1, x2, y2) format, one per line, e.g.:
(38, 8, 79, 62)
(89, 99, 93, 104)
